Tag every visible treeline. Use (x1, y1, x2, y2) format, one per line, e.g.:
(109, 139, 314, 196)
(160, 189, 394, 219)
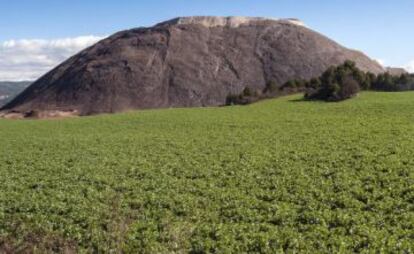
(371, 72, 414, 91)
(304, 61, 414, 101)
(226, 61, 414, 104)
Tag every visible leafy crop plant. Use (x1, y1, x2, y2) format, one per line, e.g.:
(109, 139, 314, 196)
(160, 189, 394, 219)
(0, 92, 413, 253)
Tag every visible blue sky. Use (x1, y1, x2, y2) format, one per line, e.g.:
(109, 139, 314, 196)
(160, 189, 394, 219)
(1, 0, 413, 80)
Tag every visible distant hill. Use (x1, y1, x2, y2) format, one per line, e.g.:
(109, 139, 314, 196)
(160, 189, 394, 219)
(386, 67, 407, 76)
(1, 16, 384, 117)
(0, 81, 31, 107)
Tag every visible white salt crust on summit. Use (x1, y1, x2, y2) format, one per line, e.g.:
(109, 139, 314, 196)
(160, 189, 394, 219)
(156, 16, 307, 28)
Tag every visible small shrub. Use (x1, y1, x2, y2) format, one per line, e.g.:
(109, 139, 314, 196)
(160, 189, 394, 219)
(225, 94, 240, 105)
(306, 77, 359, 102)
(264, 81, 278, 93)
(280, 80, 306, 93)
(283, 80, 297, 90)
(339, 77, 360, 99)
(242, 87, 253, 97)
(226, 87, 261, 106)
(305, 62, 362, 101)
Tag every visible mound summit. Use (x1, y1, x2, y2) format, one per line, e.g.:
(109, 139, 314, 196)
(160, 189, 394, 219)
(1, 16, 384, 117)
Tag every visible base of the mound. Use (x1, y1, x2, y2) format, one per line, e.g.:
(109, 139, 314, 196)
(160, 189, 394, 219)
(0, 110, 79, 119)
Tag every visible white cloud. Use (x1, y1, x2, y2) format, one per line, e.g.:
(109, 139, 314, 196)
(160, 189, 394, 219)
(0, 35, 106, 81)
(404, 60, 414, 73)
(374, 58, 385, 67)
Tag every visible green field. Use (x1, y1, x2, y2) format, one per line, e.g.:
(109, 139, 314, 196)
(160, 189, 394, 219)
(0, 92, 413, 253)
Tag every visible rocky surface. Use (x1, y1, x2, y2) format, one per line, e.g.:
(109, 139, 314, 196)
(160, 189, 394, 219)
(1, 16, 384, 116)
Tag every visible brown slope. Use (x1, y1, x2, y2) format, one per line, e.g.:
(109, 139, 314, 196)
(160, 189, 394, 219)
(1, 16, 384, 116)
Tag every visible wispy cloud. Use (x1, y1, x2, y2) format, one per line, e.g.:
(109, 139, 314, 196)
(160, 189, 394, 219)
(0, 36, 106, 81)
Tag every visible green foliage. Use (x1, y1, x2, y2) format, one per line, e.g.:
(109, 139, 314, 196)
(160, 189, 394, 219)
(226, 87, 260, 106)
(284, 80, 298, 89)
(264, 80, 278, 93)
(305, 61, 362, 101)
(372, 72, 414, 91)
(226, 61, 414, 107)
(280, 79, 306, 92)
(304, 61, 414, 101)
(1, 92, 414, 252)
(242, 87, 253, 97)
(225, 94, 241, 106)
